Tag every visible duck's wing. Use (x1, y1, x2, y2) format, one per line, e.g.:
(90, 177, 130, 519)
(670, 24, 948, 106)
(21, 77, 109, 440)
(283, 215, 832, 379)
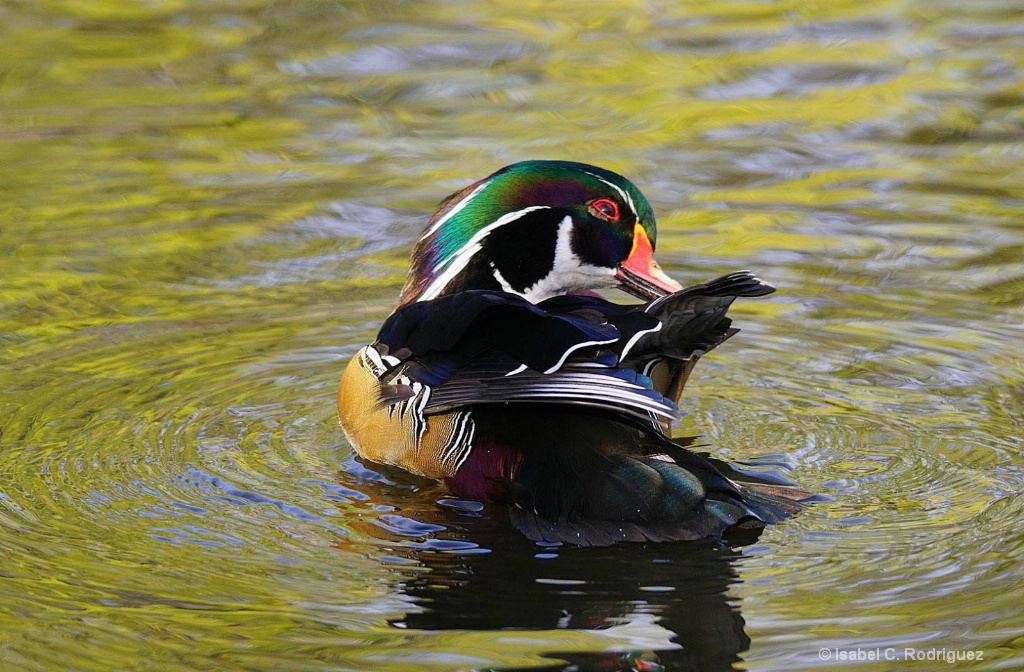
(422, 363, 675, 427)
(373, 272, 776, 425)
(373, 290, 677, 427)
(621, 270, 776, 404)
(630, 270, 775, 360)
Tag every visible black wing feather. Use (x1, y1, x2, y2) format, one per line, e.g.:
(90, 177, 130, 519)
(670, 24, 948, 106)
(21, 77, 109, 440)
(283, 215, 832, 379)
(377, 290, 633, 379)
(626, 270, 776, 361)
(373, 272, 774, 425)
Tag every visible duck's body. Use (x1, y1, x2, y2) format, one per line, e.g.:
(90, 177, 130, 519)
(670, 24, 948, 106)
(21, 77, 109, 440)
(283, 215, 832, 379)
(338, 161, 809, 545)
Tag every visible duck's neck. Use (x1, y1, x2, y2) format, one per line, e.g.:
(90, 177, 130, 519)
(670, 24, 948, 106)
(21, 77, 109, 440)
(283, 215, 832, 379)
(398, 214, 620, 308)
(397, 212, 551, 306)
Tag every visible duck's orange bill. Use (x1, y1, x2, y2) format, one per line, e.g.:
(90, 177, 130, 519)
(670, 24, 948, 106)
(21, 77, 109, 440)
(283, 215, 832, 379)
(615, 224, 683, 300)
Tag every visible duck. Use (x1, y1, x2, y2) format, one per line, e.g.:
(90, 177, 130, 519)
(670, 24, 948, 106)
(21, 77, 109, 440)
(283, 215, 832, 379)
(338, 160, 811, 546)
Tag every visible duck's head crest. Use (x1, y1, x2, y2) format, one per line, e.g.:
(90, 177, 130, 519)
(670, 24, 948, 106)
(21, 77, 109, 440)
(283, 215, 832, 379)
(397, 160, 681, 306)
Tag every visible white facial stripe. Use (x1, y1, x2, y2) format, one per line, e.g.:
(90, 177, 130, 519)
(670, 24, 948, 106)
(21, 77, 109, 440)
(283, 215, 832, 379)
(418, 205, 551, 301)
(584, 171, 638, 220)
(424, 180, 489, 237)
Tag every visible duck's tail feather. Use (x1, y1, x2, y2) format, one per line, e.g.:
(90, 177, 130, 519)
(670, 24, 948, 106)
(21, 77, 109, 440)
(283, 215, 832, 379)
(504, 447, 815, 546)
(730, 480, 816, 524)
(464, 407, 815, 547)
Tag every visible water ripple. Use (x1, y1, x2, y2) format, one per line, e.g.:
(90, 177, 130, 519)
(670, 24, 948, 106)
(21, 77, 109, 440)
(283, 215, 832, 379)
(2, 0, 1024, 669)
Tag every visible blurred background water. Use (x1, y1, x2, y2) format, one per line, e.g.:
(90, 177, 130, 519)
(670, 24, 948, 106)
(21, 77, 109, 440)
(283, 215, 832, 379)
(1, 1, 1023, 670)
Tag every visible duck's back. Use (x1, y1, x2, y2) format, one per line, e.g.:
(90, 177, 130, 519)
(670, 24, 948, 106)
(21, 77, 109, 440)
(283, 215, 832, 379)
(337, 274, 812, 545)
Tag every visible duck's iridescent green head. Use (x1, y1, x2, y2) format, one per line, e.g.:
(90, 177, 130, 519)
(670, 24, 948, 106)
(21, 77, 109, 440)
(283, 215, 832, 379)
(398, 160, 681, 306)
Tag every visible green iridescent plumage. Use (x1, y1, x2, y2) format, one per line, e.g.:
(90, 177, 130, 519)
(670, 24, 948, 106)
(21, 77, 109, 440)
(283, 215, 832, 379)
(340, 160, 813, 546)
(399, 160, 658, 305)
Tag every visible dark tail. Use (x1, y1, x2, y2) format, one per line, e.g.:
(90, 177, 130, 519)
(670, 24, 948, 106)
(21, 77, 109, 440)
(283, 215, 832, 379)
(463, 406, 815, 547)
(507, 455, 815, 546)
(502, 428, 815, 546)
(731, 480, 815, 523)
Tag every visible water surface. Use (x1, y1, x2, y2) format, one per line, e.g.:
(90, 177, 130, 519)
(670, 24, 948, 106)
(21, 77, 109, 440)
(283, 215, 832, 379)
(2, 1, 1023, 670)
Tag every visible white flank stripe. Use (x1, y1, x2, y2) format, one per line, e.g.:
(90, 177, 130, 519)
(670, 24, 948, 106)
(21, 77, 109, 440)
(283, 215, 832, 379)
(425, 180, 490, 237)
(441, 413, 467, 463)
(414, 383, 431, 417)
(619, 321, 662, 361)
(418, 206, 551, 301)
(505, 363, 528, 377)
(395, 377, 413, 417)
(451, 419, 475, 473)
(413, 384, 431, 444)
(362, 346, 386, 376)
(441, 412, 474, 470)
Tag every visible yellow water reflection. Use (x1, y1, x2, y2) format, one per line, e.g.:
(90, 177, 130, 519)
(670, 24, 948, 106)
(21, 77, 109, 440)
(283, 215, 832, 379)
(2, 0, 1023, 669)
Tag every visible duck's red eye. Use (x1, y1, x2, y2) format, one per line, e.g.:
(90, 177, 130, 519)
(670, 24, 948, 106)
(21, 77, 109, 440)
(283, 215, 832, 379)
(591, 198, 620, 221)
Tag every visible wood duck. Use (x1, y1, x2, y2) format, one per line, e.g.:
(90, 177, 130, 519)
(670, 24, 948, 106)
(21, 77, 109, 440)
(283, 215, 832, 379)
(338, 160, 810, 546)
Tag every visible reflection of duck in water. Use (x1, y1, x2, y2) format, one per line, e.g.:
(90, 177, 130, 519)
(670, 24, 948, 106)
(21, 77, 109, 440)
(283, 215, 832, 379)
(390, 517, 751, 671)
(338, 160, 811, 545)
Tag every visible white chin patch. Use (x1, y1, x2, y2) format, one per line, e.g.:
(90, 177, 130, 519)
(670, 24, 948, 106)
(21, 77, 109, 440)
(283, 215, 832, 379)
(520, 216, 616, 303)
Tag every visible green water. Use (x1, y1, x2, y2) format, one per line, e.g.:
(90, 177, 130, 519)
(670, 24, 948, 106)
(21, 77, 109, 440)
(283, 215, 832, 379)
(2, 1, 1023, 670)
